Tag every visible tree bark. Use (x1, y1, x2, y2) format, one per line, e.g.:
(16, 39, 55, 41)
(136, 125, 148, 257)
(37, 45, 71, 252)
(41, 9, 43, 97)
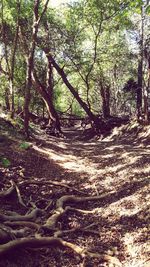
(137, 5, 144, 120)
(32, 71, 61, 132)
(4, 88, 10, 111)
(100, 83, 110, 118)
(137, 59, 143, 119)
(144, 58, 150, 123)
(24, 0, 49, 138)
(9, 1, 20, 118)
(43, 51, 105, 131)
(46, 55, 61, 131)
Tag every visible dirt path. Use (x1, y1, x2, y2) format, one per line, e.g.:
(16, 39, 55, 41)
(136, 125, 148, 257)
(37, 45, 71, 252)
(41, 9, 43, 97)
(0, 125, 149, 267)
(30, 126, 149, 267)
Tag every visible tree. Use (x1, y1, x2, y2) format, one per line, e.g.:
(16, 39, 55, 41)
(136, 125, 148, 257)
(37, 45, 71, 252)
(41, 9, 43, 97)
(0, 0, 21, 116)
(23, 0, 49, 137)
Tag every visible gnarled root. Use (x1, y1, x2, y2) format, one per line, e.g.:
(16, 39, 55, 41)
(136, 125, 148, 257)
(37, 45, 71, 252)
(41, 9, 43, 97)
(0, 237, 122, 266)
(0, 237, 85, 257)
(0, 207, 42, 222)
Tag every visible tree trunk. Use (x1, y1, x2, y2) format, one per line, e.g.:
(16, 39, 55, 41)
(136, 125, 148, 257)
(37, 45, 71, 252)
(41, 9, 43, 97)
(42, 101, 45, 119)
(137, 59, 143, 119)
(9, 79, 15, 118)
(46, 56, 61, 132)
(100, 83, 110, 118)
(137, 5, 144, 120)
(144, 58, 150, 123)
(43, 52, 105, 132)
(32, 71, 61, 132)
(10, 1, 20, 118)
(4, 88, 10, 111)
(24, 54, 33, 138)
(24, 0, 49, 138)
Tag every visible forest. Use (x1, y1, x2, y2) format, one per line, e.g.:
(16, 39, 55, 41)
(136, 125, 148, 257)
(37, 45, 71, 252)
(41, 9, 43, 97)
(0, 0, 149, 266)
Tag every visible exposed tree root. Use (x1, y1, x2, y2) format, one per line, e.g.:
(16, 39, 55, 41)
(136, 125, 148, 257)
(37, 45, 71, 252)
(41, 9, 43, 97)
(65, 206, 100, 214)
(54, 227, 100, 238)
(0, 237, 84, 257)
(12, 181, 27, 208)
(0, 237, 122, 266)
(0, 177, 122, 266)
(43, 193, 113, 230)
(0, 207, 41, 222)
(0, 181, 16, 198)
(55, 193, 114, 208)
(20, 179, 85, 194)
(4, 221, 41, 230)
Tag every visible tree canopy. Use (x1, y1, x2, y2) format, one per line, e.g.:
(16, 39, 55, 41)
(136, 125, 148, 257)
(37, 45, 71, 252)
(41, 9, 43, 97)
(0, 0, 149, 133)
(0, 1, 149, 266)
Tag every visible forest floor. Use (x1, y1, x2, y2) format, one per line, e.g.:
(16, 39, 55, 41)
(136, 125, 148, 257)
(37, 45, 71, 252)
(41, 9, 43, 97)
(0, 119, 149, 267)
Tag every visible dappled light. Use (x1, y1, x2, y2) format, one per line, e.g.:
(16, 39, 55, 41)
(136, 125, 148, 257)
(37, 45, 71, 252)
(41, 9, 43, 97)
(0, 116, 149, 267)
(0, 0, 150, 266)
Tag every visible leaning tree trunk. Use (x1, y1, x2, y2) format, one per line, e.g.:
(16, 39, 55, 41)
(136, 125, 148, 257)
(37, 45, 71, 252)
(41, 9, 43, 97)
(32, 71, 61, 132)
(43, 50, 106, 132)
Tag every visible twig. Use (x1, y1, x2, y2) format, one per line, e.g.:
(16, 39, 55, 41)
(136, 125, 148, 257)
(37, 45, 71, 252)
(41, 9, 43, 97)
(20, 179, 85, 195)
(12, 181, 27, 208)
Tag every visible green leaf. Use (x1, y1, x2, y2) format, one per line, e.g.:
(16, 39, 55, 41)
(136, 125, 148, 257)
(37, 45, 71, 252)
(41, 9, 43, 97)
(146, 5, 150, 15)
(19, 142, 31, 150)
(1, 158, 11, 168)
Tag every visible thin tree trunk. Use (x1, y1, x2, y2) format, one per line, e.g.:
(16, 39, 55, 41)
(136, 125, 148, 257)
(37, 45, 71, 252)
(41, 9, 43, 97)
(144, 58, 150, 123)
(9, 1, 20, 118)
(46, 56, 61, 131)
(137, 60, 143, 119)
(5, 88, 10, 110)
(42, 101, 45, 119)
(32, 71, 61, 132)
(24, 0, 49, 138)
(1, 0, 20, 117)
(100, 83, 110, 118)
(137, 5, 144, 120)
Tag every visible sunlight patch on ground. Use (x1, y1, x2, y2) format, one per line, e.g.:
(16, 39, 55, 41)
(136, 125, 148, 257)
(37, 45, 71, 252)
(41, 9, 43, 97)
(96, 187, 149, 267)
(101, 188, 149, 219)
(123, 233, 148, 267)
(33, 141, 150, 195)
(125, 155, 142, 165)
(33, 144, 101, 176)
(31, 135, 149, 266)
(103, 144, 124, 151)
(33, 145, 76, 162)
(132, 165, 150, 174)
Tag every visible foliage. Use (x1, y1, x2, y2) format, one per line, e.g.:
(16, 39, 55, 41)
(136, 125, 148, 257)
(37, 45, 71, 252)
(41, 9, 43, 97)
(0, 0, 149, 121)
(19, 142, 31, 150)
(0, 157, 11, 168)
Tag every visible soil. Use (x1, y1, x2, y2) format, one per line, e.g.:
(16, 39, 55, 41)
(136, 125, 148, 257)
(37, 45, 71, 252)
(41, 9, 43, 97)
(0, 121, 149, 267)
